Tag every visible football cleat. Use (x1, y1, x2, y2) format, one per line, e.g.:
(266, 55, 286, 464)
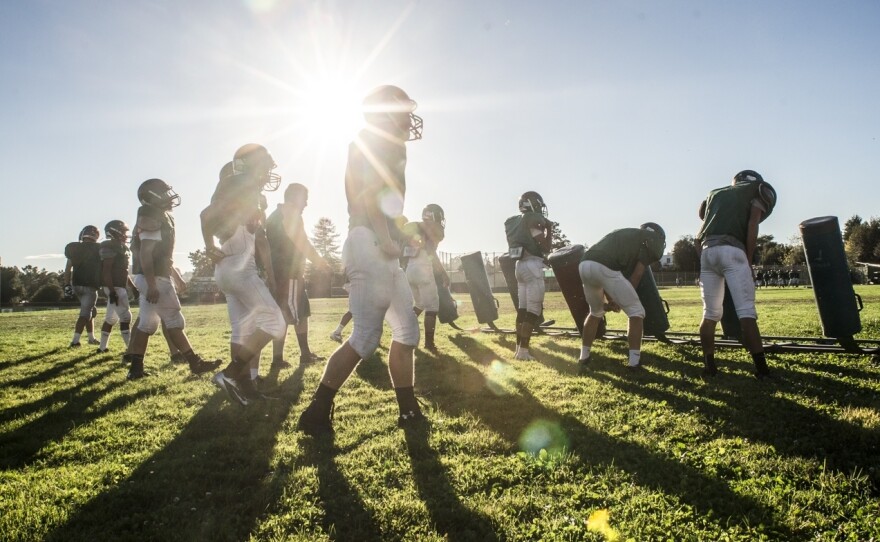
(189, 355, 222, 375)
(212, 371, 250, 406)
(514, 349, 537, 361)
(69, 342, 81, 348)
(296, 402, 334, 436)
(397, 409, 429, 430)
(87, 337, 101, 345)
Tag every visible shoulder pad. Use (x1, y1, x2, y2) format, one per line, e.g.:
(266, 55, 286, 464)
(64, 242, 80, 260)
(137, 214, 162, 232)
(99, 241, 117, 260)
(757, 181, 777, 222)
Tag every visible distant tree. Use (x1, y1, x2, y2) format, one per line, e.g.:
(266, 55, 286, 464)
(783, 236, 807, 266)
(844, 217, 880, 263)
(19, 265, 62, 300)
(188, 249, 215, 278)
(1, 267, 25, 304)
(550, 221, 571, 251)
(843, 215, 863, 242)
(672, 236, 700, 272)
(31, 283, 64, 303)
(310, 217, 341, 272)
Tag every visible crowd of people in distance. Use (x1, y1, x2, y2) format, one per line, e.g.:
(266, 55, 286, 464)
(62, 83, 780, 435)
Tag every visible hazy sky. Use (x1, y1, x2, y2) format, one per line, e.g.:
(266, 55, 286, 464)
(2, 0, 879, 273)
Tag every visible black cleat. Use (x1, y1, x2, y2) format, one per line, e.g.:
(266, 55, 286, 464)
(297, 402, 334, 436)
(188, 355, 222, 375)
(270, 358, 292, 369)
(397, 409, 430, 430)
(69, 342, 81, 348)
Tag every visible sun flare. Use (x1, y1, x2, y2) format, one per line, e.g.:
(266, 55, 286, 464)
(294, 76, 364, 145)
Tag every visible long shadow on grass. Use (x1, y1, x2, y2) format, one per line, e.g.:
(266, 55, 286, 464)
(0, 346, 67, 371)
(0, 351, 103, 390)
(299, 436, 384, 541)
(47, 365, 306, 541)
(442, 335, 793, 536)
(403, 426, 500, 541)
(0, 367, 129, 470)
(583, 349, 880, 492)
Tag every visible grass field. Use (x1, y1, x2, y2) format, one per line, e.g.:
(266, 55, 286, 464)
(1, 286, 879, 541)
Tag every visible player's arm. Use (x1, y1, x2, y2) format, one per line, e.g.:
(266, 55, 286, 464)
(629, 261, 646, 290)
(139, 239, 159, 304)
(255, 227, 276, 294)
(199, 203, 227, 262)
(532, 217, 552, 253)
(63, 260, 73, 287)
(746, 205, 764, 265)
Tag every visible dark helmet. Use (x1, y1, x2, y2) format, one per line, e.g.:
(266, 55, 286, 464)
(138, 178, 180, 209)
(79, 225, 100, 242)
(105, 220, 130, 242)
(519, 191, 547, 216)
(733, 169, 764, 185)
(219, 161, 234, 181)
(640, 222, 667, 261)
(362, 85, 423, 141)
(232, 144, 281, 191)
(422, 203, 446, 228)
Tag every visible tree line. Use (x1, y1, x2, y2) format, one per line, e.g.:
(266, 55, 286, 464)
(670, 214, 880, 274)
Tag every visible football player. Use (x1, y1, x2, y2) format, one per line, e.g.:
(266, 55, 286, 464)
(201, 146, 287, 405)
(403, 204, 449, 351)
(125, 178, 221, 379)
(297, 84, 425, 435)
(265, 182, 328, 367)
(696, 170, 777, 378)
(329, 310, 352, 343)
(63, 225, 102, 347)
(578, 223, 666, 369)
(97, 220, 136, 352)
(504, 191, 552, 361)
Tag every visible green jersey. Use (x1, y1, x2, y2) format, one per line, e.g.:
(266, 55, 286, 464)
(696, 182, 768, 249)
(582, 228, 661, 276)
(505, 212, 549, 258)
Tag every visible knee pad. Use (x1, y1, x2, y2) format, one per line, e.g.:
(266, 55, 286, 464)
(703, 308, 723, 321)
(256, 306, 287, 340)
(104, 309, 120, 326)
(163, 311, 186, 330)
(390, 315, 420, 348)
(348, 326, 383, 360)
(137, 314, 160, 335)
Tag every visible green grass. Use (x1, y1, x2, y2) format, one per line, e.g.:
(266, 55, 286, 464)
(1, 287, 879, 541)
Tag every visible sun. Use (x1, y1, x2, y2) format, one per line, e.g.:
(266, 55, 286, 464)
(294, 75, 364, 145)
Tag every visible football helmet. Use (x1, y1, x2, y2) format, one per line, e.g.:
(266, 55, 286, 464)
(733, 170, 764, 185)
(105, 220, 130, 242)
(138, 178, 181, 209)
(640, 222, 667, 261)
(422, 204, 446, 228)
(519, 191, 547, 216)
(363, 85, 423, 141)
(219, 161, 234, 181)
(232, 144, 281, 191)
(79, 225, 100, 242)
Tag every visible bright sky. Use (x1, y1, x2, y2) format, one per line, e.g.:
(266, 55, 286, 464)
(2, 0, 879, 273)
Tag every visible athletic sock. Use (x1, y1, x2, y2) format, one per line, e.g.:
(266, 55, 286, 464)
(310, 383, 338, 417)
(628, 350, 641, 367)
(72, 332, 82, 344)
(121, 329, 131, 347)
(296, 332, 312, 358)
(87, 331, 97, 341)
(100, 331, 110, 350)
(580, 346, 591, 361)
(334, 324, 344, 334)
